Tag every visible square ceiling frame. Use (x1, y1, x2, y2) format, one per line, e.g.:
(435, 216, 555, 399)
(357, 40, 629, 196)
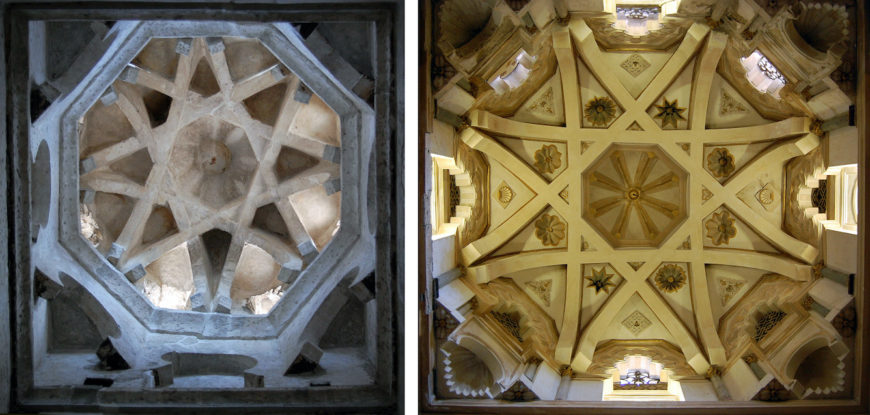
(2, 1, 403, 413)
(416, 0, 870, 413)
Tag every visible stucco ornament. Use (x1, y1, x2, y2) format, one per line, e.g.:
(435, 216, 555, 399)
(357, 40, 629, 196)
(585, 267, 616, 294)
(654, 264, 687, 293)
(534, 213, 566, 246)
(705, 210, 737, 245)
(653, 98, 686, 128)
(533, 144, 562, 174)
(707, 147, 736, 177)
(584, 96, 616, 126)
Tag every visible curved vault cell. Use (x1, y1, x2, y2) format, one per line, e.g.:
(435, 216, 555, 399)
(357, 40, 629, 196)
(77, 36, 343, 314)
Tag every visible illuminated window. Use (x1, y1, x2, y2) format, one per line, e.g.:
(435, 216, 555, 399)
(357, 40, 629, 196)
(613, 6, 662, 37)
(488, 50, 536, 95)
(604, 355, 684, 401)
(838, 165, 858, 232)
(615, 355, 665, 387)
(740, 50, 787, 97)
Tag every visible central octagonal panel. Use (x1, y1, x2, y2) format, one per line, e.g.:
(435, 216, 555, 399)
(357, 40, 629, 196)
(169, 116, 257, 210)
(582, 144, 687, 248)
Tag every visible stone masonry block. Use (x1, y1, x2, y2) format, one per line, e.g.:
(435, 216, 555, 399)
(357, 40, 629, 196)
(79, 157, 96, 174)
(294, 83, 312, 104)
(175, 38, 192, 56)
(244, 372, 265, 388)
(124, 264, 146, 283)
(322, 145, 341, 164)
(297, 240, 318, 265)
(324, 177, 341, 196)
(206, 37, 225, 54)
(152, 364, 174, 387)
(277, 266, 301, 285)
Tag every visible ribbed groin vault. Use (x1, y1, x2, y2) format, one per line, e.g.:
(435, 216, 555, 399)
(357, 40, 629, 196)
(425, 0, 861, 406)
(15, 9, 399, 413)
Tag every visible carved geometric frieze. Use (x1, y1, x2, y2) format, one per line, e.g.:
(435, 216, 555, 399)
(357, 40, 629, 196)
(622, 311, 652, 336)
(620, 53, 651, 77)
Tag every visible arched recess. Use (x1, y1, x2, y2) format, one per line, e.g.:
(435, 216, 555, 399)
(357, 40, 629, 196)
(442, 334, 506, 398)
(430, 140, 489, 246)
(475, 278, 559, 359)
(784, 336, 847, 397)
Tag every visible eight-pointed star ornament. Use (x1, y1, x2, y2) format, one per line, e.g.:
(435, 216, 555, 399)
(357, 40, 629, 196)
(654, 98, 687, 128)
(586, 267, 616, 294)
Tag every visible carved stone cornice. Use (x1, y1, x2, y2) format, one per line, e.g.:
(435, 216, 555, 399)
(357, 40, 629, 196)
(586, 340, 697, 379)
(453, 141, 490, 247)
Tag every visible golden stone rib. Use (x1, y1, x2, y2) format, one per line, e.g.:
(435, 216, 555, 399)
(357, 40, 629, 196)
(640, 195, 680, 218)
(590, 172, 626, 193)
(634, 151, 658, 188)
(635, 203, 659, 239)
(590, 196, 624, 217)
(610, 151, 632, 187)
(642, 172, 678, 193)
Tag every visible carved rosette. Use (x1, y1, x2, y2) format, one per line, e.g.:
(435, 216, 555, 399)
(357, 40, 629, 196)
(534, 213, 566, 246)
(533, 144, 562, 174)
(706, 147, 736, 178)
(654, 264, 687, 293)
(705, 210, 737, 246)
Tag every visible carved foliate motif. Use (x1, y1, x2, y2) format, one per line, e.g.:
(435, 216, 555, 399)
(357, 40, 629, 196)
(525, 279, 552, 307)
(534, 213, 566, 246)
(529, 87, 555, 115)
(654, 264, 687, 293)
(718, 278, 744, 306)
(584, 96, 617, 127)
(719, 91, 747, 115)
